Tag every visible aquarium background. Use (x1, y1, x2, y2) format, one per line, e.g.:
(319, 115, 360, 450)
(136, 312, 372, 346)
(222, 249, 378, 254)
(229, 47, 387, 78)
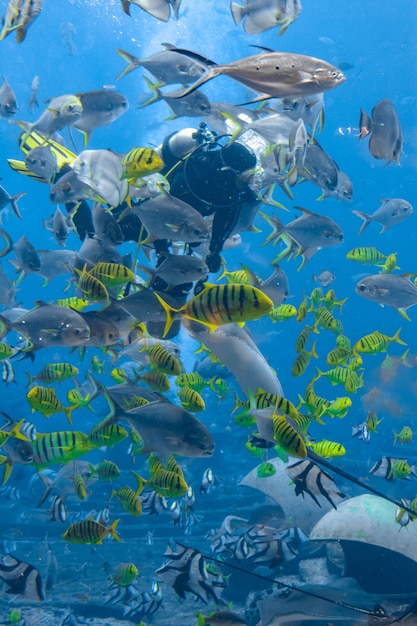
(0, 0, 416, 624)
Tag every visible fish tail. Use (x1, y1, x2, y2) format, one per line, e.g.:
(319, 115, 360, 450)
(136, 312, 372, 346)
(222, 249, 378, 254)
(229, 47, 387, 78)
(131, 470, 147, 495)
(7, 418, 30, 441)
(116, 49, 141, 79)
(392, 328, 407, 346)
(24, 371, 35, 388)
(138, 75, 163, 109)
(0, 457, 13, 485)
(0, 228, 13, 258)
(0, 314, 10, 340)
(230, 2, 245, 25)
(9, 191, 25, 220)
(109, 518, 122, 542)
(167, 62, 219, 100)
(36, 473, 52, 507)
(152, 291, 179, 338)
(258, 211, 285, 246)
(196, 613, 206, 626)
(64, 406, 75, 425)
(352, 210, 372, 235)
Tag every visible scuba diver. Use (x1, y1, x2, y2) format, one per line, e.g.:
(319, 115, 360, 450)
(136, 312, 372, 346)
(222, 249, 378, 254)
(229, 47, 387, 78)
(157, 123, 260, 274)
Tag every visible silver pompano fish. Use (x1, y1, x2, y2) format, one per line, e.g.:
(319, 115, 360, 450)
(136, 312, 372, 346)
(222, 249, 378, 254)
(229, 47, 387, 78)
(10, 233, 40, 280)
(355, 274, 417, 321)
(24, 145, 59, 182)
(274, 92, 325, 135)
(231, 0, 302, 36)
(243, 263, 289, 306)
(121, 0, 180, 20)
(116, 43, 206, 83)
(104, 390, 214, 458)
(137, 253, 209, 287)
(92, 203, 124, 245)
(186, 320, 284, 397)
(132, 193, 210, 243)
(302, 140, 339, 193)
(37, 249, 76, 285)
(0, 300, 90, 347)
(0, 76, 18, 117)
(73, 90, 129, 146)
(0, 184, 25, 221)
(29, 94, 83, 135)
(72, 149, 128, 208)
(353, 198, 413, 235)
(171, 48, 345, 101)
(359, 98, 403, 166)
(49, 169, 99, 204)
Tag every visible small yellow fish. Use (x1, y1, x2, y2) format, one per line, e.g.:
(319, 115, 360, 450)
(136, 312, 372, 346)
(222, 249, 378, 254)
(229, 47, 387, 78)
(120, 147, 164, 180)
(63, 518, 121, 544)
(393, 426, 413, 445)
(27, 386, 74, 424)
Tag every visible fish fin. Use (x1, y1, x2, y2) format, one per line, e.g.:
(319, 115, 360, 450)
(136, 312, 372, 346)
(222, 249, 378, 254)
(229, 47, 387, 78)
(397, 308, 412, 322)
(109, 519, 121, 542)
(352, 210, 372, 235)
(359, 109, 372, 139)
(115, 48, 141, 80)
(152, 291, 178, 338)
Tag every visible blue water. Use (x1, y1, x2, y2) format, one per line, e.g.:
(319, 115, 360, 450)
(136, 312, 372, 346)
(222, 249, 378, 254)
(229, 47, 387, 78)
(0, 0, 417, 623)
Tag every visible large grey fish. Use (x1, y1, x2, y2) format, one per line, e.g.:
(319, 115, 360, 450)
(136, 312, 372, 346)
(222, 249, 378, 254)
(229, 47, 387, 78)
(302, 139, 339, 193)
(0, 554, 44, 601)
(116, 43, 207, 83)
(137, 253, 209, 287)
(28, 94, 83, 136)
(118, 286, 185, 324)
(353, 198, 413, 235)
(359, 98, 403, 166)
(103, 386, 214, 458)
(9, 233, 41, 282)
(78, 310, 121, 347)
(319, 169, 353, 201)
(0, 76, 18, 117)
(170, 48, 345, 101)
(0, 183, 25, 221)
(0, 300, 90, 347)
(72, 149, 128, 208)
(262, 206, 344, 268)
(37, 249, 76, 285)
(132, 192, 210, 243)
(231, 0, 302, 36)
(355, 274, 417, 321)
(185, 320, 284, 397)
(76, 236, 123, 268)
(139, 79, 211, 120)
(73, 89, 129, 146)
(121, 0, 180, 20)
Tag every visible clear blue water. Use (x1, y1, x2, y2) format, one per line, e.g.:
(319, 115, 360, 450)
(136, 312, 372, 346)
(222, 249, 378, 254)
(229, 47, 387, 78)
(0, 0, 417, 624)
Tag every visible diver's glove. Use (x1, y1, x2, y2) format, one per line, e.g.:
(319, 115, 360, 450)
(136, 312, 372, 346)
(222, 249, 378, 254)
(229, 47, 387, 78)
(205, 252, 221, 274)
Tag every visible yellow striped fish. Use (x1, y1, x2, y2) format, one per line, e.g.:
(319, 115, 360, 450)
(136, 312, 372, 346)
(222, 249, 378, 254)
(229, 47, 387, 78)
(89, 262, 135, 288)
(120, 147, 164, 180)
(308, 439, 346, 458)
(56, 296, 89, 311)
(138, 371, 170, 392)
(269, 304, 297, 323)
(146, 453, 188, 498)
(175, 372, 207, 393)
(25, 362, 79, 386)
(145, 344, 182, 376)
(178, 386, 205, 412)
(346, 247, 387, 265)
(32, 431, 95, 469)
(272, 414, 307, 458)
(353, 328, 406, 356)
(88, 423, 128, 448)
(112, 471, 146, 516)
(26, 386, 74, 424)
(292, 341, 319, 377)
(73, 264, 109, 301)
(155, 283, 273, 338)
(63, 518, 121, 544)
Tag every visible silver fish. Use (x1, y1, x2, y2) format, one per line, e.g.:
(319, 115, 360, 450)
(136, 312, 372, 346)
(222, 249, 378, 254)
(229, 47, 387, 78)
(355, 273, 417, 321)
(171, 48, 345, 101)
(186, 320, 284, 397)
(353, 198, 413, 235)
(37, 461, 96, 507)
(0, 76, 18, 117)
(72, 149, 128, 207)
(42, 207, 72, 246)
(103, 387, 214, 458)
(28, 74, 39, 110)
(231, 0, 302, 36)
(262, 206, 344, 268)
(0, 0, 26, 41)
(73, 90, 129, 147)
(121, 0, 180, 21)
(24, 145, 59, 182)
(302, 139, 339, 193)
(139, 80, 211, 120)
(116, 43, 207, 83)
(14, 0, 42, 44)
(9, 233, 41, 281)
(243, 262, 289, 306)
(0, 300, 90, 347)
(60, 21, 77, 56)
(275, 92, 325, 135)
(132, 192, 210, 243)
(78, 310, 121, 347)
(37, 249, 76, 285)
(29, 93, 83, 136)
(312, 270, 335, 287)
(359, 98, 403, 166)
(318, 169, 353, 201)
(138, 253, 209, 287)
(76, 236, 123, 267)
(49, 169, 98, 204)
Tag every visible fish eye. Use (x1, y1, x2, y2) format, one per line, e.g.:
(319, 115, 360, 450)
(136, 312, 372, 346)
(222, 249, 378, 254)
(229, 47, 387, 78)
(357, 284, 366, 292)
(331, 71, 339, 77)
